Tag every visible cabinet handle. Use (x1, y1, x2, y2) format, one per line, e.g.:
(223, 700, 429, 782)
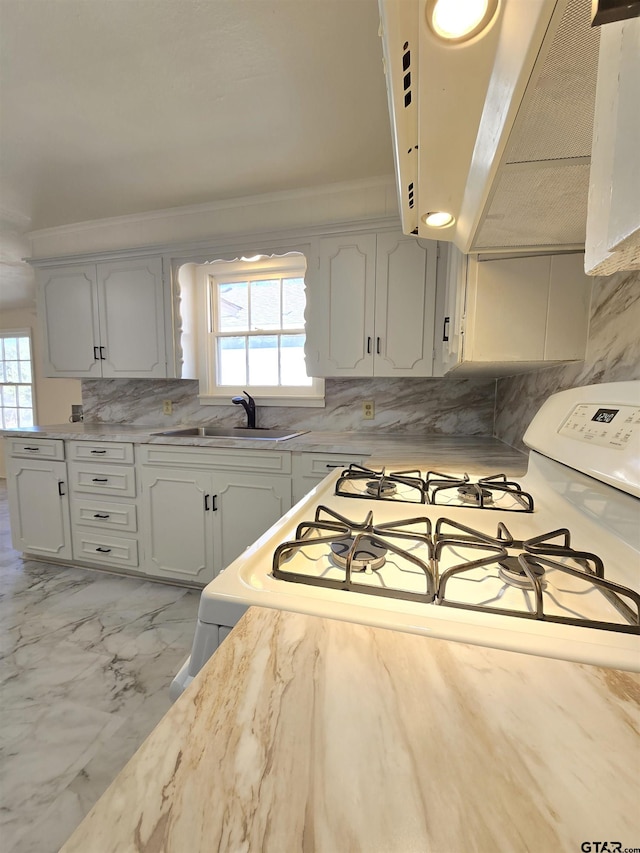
(212, 495, 218, 512)
(376, 337, 381, 354)
(443, 316, 450, 342)
(204, 494, 210, 511)
(93, 346, 100, 360)
(94, 513, 110, 519)
(99, 346, 106, 360)
(57, 481, 66, 497)
(92, 477, 108, 483)
(325, 463, 344, 469)
(90, 449, 107, 454)
(366, 336, 372, 354)
(23, 446, 40, 452)
(96, 547, 111, 553)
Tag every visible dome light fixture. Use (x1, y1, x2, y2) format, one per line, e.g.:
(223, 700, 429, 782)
(426, 0, 499, 44)
(422, 211, 456, 228)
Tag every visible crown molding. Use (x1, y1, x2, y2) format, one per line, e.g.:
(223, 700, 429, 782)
(28, 176, 397, 240)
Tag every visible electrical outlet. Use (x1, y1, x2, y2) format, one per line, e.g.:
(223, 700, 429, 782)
(362, 400, 375, 420)
(163, 400, 173, 415)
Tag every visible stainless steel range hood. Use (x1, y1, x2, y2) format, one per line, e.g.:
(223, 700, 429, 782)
(378, 0, 600, 254)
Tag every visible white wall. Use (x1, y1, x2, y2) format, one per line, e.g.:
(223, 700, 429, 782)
(0, 306, 81, 477)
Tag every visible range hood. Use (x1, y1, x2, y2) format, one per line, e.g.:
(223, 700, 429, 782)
(378, 0, 600, 254)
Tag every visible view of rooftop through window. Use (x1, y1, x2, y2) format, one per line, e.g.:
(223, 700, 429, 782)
(213, 269, 310, 388)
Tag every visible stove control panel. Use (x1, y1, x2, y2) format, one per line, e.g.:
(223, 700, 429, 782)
(559, 404, 640, 449)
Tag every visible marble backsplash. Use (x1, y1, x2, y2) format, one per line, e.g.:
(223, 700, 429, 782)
(494, 269, 640, 451)
(81, 376, 497, 436)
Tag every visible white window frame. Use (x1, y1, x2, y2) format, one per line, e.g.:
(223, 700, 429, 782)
(0, 328, 37, 429)
(197, 254, 324, 407)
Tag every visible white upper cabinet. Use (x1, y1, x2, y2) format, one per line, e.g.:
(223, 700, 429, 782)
(306, 231, 437, 377)
(38, 257, 167, 379)
(434, 247, 591, 376)
(39, 265, 102, 377)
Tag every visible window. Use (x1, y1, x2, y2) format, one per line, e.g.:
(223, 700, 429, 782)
(198, 254, 324, 406)
(0, 330, 36, 428)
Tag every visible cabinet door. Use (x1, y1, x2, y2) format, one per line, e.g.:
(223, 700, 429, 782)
(467, 256, 550, 361)
(311, 234, 377, 376)
(439, 244, 467, 372)
(6, 457, 72, 559)
(140, 467, 215, 584)
(97, 258, 167, 378)
(373, 233, 436, 376)
(212, 472, 292, 573)
(38, 265, 101, 378)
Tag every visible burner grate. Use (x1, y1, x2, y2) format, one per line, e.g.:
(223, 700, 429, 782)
(273, 505, 435, 601)
(335, 464, 428, 503)
(425, 471, 535, 512)
(271, 509, 640, 633)
(434, 518, 640, 631)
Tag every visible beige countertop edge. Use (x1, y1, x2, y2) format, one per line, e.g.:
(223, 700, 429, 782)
(59, 605, 640, 853)
(2, 426, 527, 473)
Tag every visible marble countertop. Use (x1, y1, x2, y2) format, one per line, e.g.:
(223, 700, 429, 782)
(60, 606, 640, 853)
(2, 424, 527, 474)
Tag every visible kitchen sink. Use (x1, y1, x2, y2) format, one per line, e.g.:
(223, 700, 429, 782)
(151, 426, 308, 441)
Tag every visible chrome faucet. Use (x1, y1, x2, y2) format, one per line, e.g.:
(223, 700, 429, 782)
(232, 391, 256, 429)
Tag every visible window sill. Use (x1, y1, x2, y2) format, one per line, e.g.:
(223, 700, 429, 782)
(198, 394, 325, 408)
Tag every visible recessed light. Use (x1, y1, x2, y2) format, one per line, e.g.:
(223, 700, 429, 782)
(426, 0, 499, 43)
(422, 211, 456, 228)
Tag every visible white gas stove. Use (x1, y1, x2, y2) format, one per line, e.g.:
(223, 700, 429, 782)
(171, 382, 640, 698)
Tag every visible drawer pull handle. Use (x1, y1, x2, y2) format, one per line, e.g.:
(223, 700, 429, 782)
(325, 464, 344, 469)
(90, 449, 107, 454)
(23, 446, 40, 451)
(58, 481, 66, 497)
(92, 477, 109, 483)
(96, 547, 111, 553)
(94, 513, 110, 519)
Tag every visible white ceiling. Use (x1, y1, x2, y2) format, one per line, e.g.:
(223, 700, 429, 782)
(0, 0, 394, 307)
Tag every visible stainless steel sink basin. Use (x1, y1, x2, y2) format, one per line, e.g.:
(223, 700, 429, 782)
(152, 426, 307, 441)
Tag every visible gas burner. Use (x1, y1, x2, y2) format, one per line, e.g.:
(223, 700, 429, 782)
(498, 555, 547, 590)
(366, 479, 397, 497)
(330, 536, 387, 572)
(457, 484, 494, 505)
(425, 471, 534, 512)
(433, 518, 640, 630)
(272, 505, 435, 601)
(335, 464, 427, 503)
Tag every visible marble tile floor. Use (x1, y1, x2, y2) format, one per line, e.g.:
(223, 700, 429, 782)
(0, 480, 201, 853)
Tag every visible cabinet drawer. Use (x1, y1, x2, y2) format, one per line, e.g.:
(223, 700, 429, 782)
(6, 437, 65, 461)
(71, 499, 138, 533)
(68, 441, 134, 464)
(139, 444, 292, 474)
(69, 462, 136, 497)
(72, 529, 139, 568)
(293, 452, 366, 478)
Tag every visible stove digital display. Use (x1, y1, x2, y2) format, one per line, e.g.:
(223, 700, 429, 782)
(591, 408, 619, 424)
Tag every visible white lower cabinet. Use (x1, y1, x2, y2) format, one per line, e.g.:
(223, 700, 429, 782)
(67, 440, 140, 569)
(139, 467, 215, 585)
(139, 448, 292, 585)
(6, 454, 72, 560)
